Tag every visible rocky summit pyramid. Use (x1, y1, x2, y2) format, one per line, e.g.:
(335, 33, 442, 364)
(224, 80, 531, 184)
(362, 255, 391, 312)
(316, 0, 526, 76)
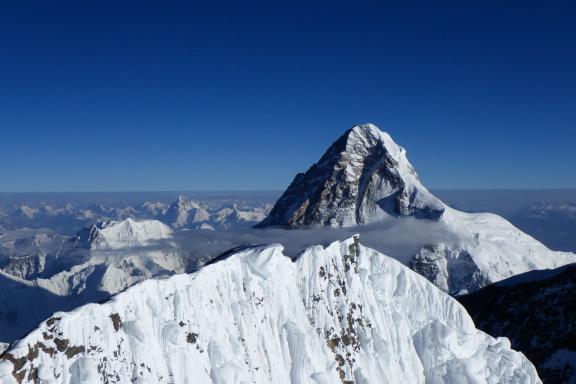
(257, 124, 576, 295)
(257, 124, 445, 228)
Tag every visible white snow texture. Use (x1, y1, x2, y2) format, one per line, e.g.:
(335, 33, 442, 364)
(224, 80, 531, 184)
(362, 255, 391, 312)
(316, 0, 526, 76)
(0, 237, 540, 383)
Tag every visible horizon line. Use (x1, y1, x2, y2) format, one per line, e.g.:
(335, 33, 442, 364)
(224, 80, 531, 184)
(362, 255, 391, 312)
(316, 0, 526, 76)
(1, 188, 576, 194)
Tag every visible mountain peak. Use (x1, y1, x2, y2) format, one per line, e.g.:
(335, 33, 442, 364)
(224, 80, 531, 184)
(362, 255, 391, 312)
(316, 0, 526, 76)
(73, 219, 173, 250)
(349, 123, 383, 138)
(349, 123, 392, 143)
(257, 123, 445, 228)
(344, 124, 409, 167)
(0, 238, 540, 384)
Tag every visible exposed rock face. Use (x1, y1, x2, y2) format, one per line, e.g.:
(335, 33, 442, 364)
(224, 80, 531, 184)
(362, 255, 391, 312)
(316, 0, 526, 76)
(459, 264, 576, 384)
(0, 233, 67, 280)
(257, 124, 445, 228)
(1, 254, 49, 280)
(0, 237, 540, 383)
(408, 244, 491, 294)
(160, 196, 211, 230)
(257, 123, 576, 295)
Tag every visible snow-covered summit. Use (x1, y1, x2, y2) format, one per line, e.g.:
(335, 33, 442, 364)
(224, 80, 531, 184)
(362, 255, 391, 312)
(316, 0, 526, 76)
(161, 196, 211, 230)
(0, 236, 540, 383)
(257, 123, 445, 228)
(73, 218, 174, 250)
(0, 219, 183, 347)
(160, 195, 270, 230)
(257, 124, 576, 294)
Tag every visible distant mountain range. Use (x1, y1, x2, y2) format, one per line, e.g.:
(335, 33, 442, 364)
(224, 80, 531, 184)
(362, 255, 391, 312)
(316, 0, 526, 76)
(0, 194, 273, 234)
(0, 124, 574, 383)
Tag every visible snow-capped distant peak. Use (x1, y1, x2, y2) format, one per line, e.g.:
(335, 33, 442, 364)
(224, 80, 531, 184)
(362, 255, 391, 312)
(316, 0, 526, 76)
(257, 123, 445, 228)
(75, 218, 174, 250)
(160, 196, 210, 230)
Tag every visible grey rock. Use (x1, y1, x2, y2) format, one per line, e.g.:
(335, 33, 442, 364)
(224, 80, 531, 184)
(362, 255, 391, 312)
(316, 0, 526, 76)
(257, 124, 445, 228)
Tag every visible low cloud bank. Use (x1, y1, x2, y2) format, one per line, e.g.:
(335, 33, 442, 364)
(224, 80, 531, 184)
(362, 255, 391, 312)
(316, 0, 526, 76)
(174, 217, 461, 265)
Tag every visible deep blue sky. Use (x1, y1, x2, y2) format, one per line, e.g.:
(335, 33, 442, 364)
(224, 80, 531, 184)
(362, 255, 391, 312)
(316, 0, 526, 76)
(1, 0, 575, 191)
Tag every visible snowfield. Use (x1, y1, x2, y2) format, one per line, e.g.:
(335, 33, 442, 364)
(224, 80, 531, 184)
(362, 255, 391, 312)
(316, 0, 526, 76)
(81, 218, 175, 249)
(0, 237, 540, 383)
(409, 206, 576, 294)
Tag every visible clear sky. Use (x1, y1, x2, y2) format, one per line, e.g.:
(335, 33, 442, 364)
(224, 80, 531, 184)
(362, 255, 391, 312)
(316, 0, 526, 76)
(1, 0, 575, 191)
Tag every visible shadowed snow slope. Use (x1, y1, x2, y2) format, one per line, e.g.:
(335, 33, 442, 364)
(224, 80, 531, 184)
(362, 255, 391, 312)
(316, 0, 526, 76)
(0, 237, 539, 383)
(258, 124, 576, 293)
(459, 263, 576, 384)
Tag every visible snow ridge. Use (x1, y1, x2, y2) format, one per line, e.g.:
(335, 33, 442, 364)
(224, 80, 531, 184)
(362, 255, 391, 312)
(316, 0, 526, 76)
(0, 237, 540, 383)
(74, 218, 174, 250)
(410, 207, 576, 294)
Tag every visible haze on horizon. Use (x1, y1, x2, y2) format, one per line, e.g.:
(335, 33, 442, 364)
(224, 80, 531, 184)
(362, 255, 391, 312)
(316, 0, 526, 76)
(1, 0, 575, 192)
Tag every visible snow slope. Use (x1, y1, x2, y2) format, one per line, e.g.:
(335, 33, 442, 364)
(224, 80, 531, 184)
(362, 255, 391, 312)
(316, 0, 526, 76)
(459, 263, 576, 383)
(0, 219, 184, 346)
(409, 207, 576, 294)
(0, 237, 539, 383)
(161, 196, 211, 230)
(75, 218, 174, 250)
(258, 123, 576, 293)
